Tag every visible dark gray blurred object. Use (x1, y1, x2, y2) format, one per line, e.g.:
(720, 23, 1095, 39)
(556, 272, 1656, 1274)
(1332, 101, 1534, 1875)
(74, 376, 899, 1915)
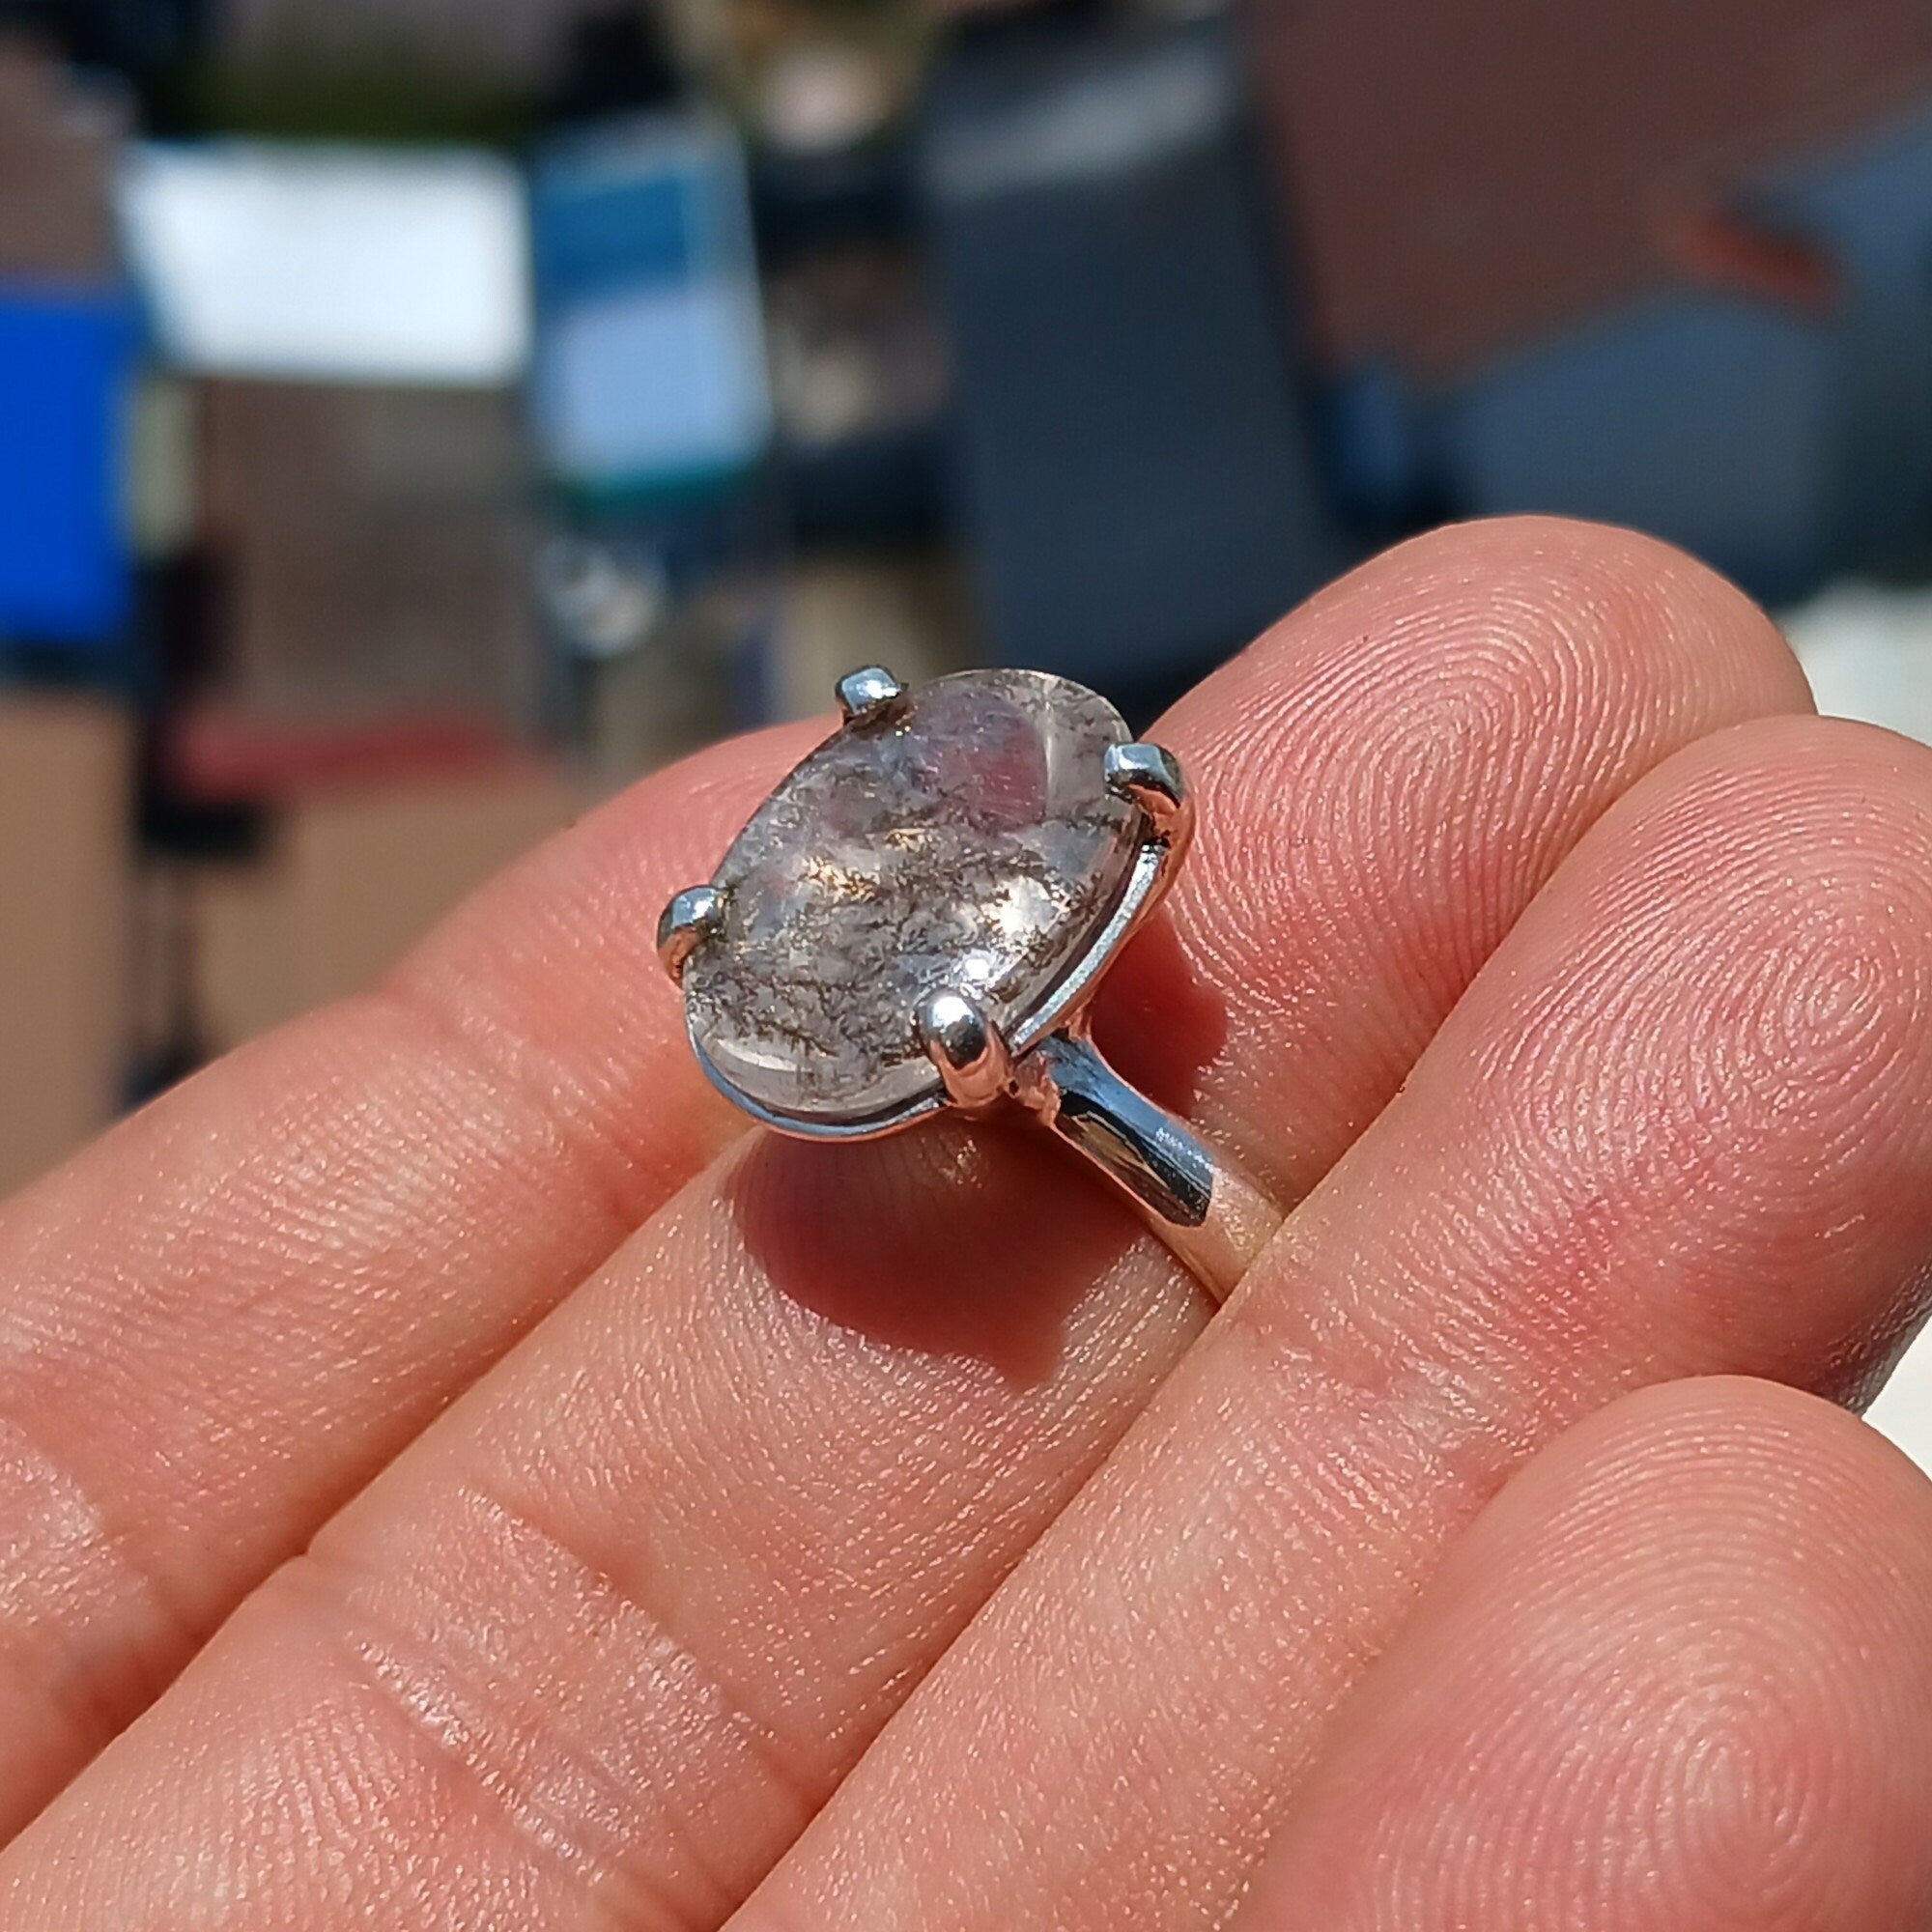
(0, 36, 128, 282)
(1753, 98, 1932, 569)
(919, 14, 1341, 707)
(1436, 293, 1839, 608)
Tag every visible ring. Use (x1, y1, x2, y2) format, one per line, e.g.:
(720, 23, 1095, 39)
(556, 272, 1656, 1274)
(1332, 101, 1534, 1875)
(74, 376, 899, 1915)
(657, 666, 1281, 1302)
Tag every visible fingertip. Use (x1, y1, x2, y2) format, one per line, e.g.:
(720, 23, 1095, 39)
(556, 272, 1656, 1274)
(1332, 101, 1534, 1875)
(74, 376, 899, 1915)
(1236, 1375, 1932, 1931)
(1123, 516, 1814, 1195)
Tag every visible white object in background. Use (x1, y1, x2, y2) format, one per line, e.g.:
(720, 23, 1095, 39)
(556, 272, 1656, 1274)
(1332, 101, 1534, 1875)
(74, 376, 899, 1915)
(1781, 579, 1932, 744)
(1867, 1343, 1932, 1477)
(1780, 578, 1932, 1474)
(118, 142, 530, 386)
(536, 279, 768, 486)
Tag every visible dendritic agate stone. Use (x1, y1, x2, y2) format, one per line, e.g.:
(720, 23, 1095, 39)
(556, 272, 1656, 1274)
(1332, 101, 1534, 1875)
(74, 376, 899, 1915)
(684, 668, 1139, 1121)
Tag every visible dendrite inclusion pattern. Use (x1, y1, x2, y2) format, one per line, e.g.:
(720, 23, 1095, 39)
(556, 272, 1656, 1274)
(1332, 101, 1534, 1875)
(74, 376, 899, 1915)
(685, 669, 1139, 1120)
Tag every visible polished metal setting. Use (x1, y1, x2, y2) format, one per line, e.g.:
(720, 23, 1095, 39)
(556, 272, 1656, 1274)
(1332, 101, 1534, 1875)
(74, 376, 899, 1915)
(835, 664, 909, 728)
(1104, 740, 1193, 846)
(914, 987, 1012, 1114)
(661, 667, 1279, 1301)
(1016, 1029, 1211, 1226)
(656, 884, 725, 983)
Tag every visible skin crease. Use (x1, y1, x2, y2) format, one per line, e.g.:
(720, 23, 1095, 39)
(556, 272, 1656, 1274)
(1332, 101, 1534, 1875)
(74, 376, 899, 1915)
(0, 718, 825, 1840)
(1228, 1378, 1932, 1932)
(0, 518, 1901, 1929)
(728, 715, 1932, 1932)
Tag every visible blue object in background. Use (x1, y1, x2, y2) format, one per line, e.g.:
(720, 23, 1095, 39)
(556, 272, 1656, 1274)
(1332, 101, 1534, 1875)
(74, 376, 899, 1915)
(529, 113, 771, 506)
(1436, 290, 1840, 608)
(0, 287, 134, 647)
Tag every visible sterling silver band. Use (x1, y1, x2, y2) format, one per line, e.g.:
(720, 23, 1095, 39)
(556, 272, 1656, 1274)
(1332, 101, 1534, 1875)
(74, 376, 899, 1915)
(1011, 1029, 1279, 1302)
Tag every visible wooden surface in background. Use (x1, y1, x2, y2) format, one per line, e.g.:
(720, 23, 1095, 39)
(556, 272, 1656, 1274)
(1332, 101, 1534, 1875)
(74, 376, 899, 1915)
(188, 768, 584, 1054)
(0, 697, 131, 1194)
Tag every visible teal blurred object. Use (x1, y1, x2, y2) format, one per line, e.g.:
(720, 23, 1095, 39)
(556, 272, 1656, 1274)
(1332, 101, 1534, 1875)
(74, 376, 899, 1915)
(528, 112, 771, 511)
(0, 284, 135, 648)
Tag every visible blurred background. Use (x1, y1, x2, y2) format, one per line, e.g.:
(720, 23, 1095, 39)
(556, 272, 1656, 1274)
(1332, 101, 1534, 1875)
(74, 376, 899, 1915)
(8, 0, 1932, 1457)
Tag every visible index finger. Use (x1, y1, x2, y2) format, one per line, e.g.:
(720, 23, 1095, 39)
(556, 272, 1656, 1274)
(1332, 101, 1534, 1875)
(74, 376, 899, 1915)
(0, 719, 817, 1838)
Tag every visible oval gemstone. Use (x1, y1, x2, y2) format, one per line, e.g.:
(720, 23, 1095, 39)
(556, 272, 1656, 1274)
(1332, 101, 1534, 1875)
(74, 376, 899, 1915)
(684, 668, 1139, 1122)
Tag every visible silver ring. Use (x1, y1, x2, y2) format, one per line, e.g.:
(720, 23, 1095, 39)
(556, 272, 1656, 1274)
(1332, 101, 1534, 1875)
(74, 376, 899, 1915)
(658, 666, 1280, 1302)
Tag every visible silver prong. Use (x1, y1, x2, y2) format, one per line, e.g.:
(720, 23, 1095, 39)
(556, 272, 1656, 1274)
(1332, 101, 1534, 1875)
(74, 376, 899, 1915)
(657, 884, 724, 983)
(836, 665, 908, 728)
(913, 987, 1012, 1113)
(1104, 741, 1193, 844)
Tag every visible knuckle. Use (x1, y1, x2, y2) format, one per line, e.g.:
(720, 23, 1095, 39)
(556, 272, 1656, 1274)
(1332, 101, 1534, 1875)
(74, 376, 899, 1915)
(276, 1489, 819, 1932)
(0, 1405, 195, 1769)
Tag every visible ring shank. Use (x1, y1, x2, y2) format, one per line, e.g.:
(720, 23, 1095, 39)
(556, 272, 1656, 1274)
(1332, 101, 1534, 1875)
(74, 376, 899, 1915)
(1018, 1032, 1281, 1304)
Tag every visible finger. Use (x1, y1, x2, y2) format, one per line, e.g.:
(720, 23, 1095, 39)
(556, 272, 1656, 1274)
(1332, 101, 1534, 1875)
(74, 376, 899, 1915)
(728, 714, 1932, 1932)
(0, 521, 1808, 1920)
(1231, 1377, 1932, 1932)
(1098, 514, 1812, 1197)
(0, 720, 820, 1837)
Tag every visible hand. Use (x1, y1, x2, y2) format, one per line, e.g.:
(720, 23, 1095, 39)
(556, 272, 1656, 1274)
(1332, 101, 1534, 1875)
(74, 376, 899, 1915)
(3, 518, 1931, 1931)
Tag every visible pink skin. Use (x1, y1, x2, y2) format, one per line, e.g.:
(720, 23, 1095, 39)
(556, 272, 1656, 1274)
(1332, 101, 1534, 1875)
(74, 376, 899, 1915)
(0, 719, 824, 1839)
(1229, 1378, 1932, 1932)
(4, 520, 1920, 1928)
(731, 711, 1932, 1932)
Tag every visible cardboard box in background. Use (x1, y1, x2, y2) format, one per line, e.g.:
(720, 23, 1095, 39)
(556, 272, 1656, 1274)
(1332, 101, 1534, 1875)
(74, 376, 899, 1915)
(188, 767, 585, 1055)
(200, 381, 544, 739)
(0, 698, 132, 1194)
